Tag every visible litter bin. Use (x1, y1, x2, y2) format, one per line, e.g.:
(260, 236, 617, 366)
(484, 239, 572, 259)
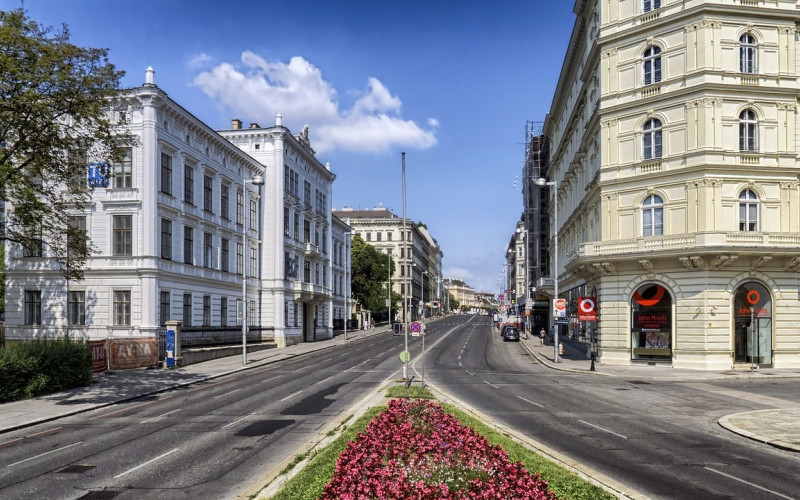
(393, 323, 402, 335)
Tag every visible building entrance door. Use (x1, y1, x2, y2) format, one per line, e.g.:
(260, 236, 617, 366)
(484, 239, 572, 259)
(734, 317, 772, 366)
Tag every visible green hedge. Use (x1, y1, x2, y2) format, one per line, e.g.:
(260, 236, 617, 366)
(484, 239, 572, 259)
(0, 338, 93, 402)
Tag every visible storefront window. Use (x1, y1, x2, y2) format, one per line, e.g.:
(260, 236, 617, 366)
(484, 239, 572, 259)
(631, 283, 672, 360)
(733, 282, 772, 366)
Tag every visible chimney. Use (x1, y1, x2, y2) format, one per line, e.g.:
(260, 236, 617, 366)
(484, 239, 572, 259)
(249, 123, 260, 129)
(144, 66, 155, 86)
(231, 119, 242, 130)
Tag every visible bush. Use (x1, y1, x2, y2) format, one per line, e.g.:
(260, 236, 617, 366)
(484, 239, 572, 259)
(0, 338, 93, 402)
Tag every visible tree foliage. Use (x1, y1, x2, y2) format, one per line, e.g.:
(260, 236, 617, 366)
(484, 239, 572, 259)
(350, 234, 400, 317)
(0, 9, 131, 279)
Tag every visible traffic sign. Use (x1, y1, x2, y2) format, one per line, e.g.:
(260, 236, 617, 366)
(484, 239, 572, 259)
(399, 351, 410, 363)
(410, 321, 422, 337)
(554, 298, 567, 318)
(555, 318, 569, 325)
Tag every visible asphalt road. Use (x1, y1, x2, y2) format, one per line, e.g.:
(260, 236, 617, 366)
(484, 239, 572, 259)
(422, 315, 800, 500)
(0, 331, 417, 499)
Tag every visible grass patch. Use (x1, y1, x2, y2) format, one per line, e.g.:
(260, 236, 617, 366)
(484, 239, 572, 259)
(267, 406, 386, 500)
(267, 396, 615, 500)
(440, 403, 615, 500)
(384, 383, 435, 400)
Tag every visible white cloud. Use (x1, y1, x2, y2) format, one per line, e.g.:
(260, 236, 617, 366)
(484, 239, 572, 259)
(192, 52, 437, 154)
(187, 53, 214, 68)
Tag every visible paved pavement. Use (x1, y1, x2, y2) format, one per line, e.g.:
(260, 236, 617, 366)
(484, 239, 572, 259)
(2, 318, 799, 455)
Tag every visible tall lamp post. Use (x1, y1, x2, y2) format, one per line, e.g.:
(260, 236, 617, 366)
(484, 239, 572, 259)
(344, 232, 352, 341)
(387, 253, 393, 326)
(421, 270, 428, 320)
(535, 176, 559, 363)
(242, 174, 264, 365)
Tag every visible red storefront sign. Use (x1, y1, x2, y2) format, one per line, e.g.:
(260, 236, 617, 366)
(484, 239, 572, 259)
(578, 297, 597, 321)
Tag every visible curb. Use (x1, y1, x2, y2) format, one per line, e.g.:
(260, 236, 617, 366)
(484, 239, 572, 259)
(718, 410, 800, 452)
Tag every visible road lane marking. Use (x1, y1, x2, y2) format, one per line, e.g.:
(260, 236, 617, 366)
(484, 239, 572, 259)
(113, 448, 179, 478)
(319, 357, 334, 363)
(578, 420, 628, 439)
(483, 381, 500, 389)
(704, 467, 796, 500)
(7, 441, 83, 467)
(465, 370, 474, 376)
(221, 412, 256, 430)
(280, 391, 303, 401)
(516, 395, 544, 408)
(90, 400, 160, 420)
(141, 409, 181, 424)
(214, 389, 241, 398)
(316, 376, 334, 385)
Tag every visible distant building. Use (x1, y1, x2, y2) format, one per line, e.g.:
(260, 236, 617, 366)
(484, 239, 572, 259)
(332, 206, 443, 321)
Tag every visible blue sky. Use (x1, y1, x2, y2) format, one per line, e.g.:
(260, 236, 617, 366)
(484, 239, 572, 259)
(7, 0, 576, 295)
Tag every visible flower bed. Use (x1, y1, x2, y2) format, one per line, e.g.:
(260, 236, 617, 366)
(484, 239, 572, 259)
(321, 398, 558, 499)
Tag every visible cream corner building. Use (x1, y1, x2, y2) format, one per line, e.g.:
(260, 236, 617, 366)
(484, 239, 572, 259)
(543, 0, 800, 370)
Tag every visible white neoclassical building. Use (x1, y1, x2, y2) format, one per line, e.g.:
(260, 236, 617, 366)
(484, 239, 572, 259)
(3, 68, 343, 348)
(539, 0, 800, 370)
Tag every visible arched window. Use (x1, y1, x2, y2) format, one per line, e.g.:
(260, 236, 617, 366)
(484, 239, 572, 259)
(643, 118, 662, 160)
(643, 0, 661, 13)
(739, 109, 758, 152)
(642, 194, 663, 236)
(643, 46, 662, 85)
(739, 190, 758, 231)
(739, 33, 757, 73)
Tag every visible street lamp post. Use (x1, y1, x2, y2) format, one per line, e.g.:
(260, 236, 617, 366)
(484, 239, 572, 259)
(242, 174, 264, 365)
(387, 253, 393, 326)
(535, 176, 559, 363)
(421, 270, 428, 320)
(344, 232, 352, 341)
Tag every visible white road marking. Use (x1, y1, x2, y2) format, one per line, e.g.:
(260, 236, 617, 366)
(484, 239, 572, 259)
(704, 467, 796, 500)
(280, 391, 303, 401)
(483, 381, 500, 389)
(578, 420, 628, 439)
(214, 389, 241, 398)
(140, 409, 181, 424)
(221, 412, 256, 429)
(319, 357, 334, 363)
(8, 441, 83, 467)
(113, 448, 179, 478)
(465, 370, 474, 376)
(516, 395, 544, 408)
(316, 376, 334, 385)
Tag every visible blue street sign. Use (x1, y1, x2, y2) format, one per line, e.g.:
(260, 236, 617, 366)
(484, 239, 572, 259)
(87, 162, 110, 188)
(165, 329, 175, 367)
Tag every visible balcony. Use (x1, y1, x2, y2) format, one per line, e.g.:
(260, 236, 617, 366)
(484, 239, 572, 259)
(579, 232, 800, 259)
(304, 242, 321, 257)
(291, 281, 330, 302)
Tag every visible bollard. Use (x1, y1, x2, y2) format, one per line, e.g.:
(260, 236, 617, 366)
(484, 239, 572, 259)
(558, 342, 564, 356)
(590, 352, 596, 371)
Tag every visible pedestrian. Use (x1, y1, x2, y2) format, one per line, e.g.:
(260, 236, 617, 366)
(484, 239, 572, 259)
(539, 327, 546, 345)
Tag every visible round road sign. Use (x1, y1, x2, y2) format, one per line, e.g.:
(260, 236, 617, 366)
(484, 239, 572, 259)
(399, 351, 410, 363)
(410, 321, 421, 333)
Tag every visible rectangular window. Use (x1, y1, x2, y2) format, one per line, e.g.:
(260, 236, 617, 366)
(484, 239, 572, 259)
(293, 213, 300, 241)
(236, 190, 243, 225)
(68, 215, 87, 256)
(161, 219, 172, 260)
(114, 290, 131, 325)
(284, 166, 290, 192)
(184, 226, 194, 264)
(160, 291, 170, 326)
(113, 215, 133, 256)
(304, 180, 311, 206)
(236, 242, 243, 275)
(284, 301, 289, 327)
(315, 228, 320, 247)
(22, 219, 43, 257)
(183, 293, 192, 327)
(250, 247, 258, 277)
(203, 295, 211, 326)
(284, 207, 290, 236)
(249, 300, 256, 326)
(203, 175, 213, 212)
(304, 260, 311, 283)
(294, 303, 298, 327)
(220, 297, 228, 327)
(304, 219, 310, 243)
(315, 263, 320, 284)
(161, 153, 172, 195)
(25, 290, 42, 325)
(68, 290, 86, 326)
(221, 238, 229, 272)
(184, 165, 194, 204)
(221, 184, 230, 220)
(250, 199, 257, 230)
(203, 232, 213, 268)
(114, 147, 132, 188)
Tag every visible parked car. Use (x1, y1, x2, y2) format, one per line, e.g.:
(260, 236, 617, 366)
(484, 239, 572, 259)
(503, 326, 520, 342)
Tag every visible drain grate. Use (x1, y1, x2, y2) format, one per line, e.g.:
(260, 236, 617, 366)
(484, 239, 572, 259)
(77, 491, 121, 500)
(59, 464, 95, 474)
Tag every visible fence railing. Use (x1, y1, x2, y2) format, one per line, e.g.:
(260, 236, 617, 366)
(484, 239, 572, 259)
(157, 326, 275, 360)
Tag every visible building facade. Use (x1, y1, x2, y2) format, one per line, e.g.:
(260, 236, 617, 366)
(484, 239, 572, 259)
(4, 68, 344, 348)
(332, 207, 444, 322)
(539, 0, 800, 369)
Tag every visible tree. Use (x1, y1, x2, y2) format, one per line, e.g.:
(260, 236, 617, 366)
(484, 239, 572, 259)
(0, 9, 131, 280)
(350, 235, 399, 320)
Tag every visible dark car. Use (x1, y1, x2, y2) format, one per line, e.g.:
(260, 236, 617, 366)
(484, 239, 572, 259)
(503, 326, 520, 342)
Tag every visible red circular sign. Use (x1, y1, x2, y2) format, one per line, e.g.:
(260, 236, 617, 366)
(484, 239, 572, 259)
(634, 284, 666, 307)
(410, 321, 421, 333)
(746, 290, 760, 305)
(555, 299, 567, 310)
(579, 298, 595, 313)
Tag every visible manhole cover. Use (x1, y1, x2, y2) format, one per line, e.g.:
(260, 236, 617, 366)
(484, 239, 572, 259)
(59, 464, 95, 474)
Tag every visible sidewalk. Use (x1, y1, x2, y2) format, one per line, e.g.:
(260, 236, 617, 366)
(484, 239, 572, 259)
(518, 331, 800, 452)
(0, 326, 389, 435)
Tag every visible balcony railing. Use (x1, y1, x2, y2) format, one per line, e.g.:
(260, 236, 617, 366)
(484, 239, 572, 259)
(579, 232, 800, 258)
